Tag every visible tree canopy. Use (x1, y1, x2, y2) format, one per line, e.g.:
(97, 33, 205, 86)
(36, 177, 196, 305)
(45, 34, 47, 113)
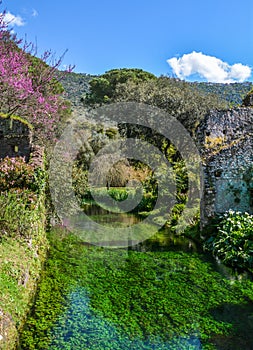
(84, 69, 228, 134)
(84, 68, 156, 105)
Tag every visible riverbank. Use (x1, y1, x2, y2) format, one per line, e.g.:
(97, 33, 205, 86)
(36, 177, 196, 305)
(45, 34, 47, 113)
(0, 192, 48, 349)
(0, 152, 48, 350)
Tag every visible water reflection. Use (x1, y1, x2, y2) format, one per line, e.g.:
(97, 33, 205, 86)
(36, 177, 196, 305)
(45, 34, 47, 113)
(132, 230, 198, 253)
(82, 203, 141, 226)
(80, 203, 252, 283)
(81, 203, 198, 252)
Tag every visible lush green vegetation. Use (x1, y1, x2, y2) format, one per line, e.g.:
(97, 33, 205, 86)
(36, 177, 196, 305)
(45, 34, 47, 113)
(20, 228, 253, 350)
(0, 158, 48, 349)
(194, 82, 253, 107)
(73, 158, 188, 231)
(83, 68, 156, 106)
(60, 70, 253, 121)
(83, 71, 228, 134)
(1, 64, 252, 348)
(1, 14, 253, 348)
(205, 211, 253, 269)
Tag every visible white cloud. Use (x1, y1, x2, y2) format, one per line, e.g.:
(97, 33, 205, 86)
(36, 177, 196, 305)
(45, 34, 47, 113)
(32, 9, 38, 17)
(167, 51, 252, 83)
(2, 11, 25, 27)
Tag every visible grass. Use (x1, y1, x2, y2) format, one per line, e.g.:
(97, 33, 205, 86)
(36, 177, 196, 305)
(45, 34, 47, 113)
(0, 191, 48, 349)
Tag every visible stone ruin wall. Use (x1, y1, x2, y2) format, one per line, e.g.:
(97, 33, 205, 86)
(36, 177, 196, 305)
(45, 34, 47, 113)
(196, 107, 253, 227)
(0, 116, 32, 161)
(0, 116, 44, 168)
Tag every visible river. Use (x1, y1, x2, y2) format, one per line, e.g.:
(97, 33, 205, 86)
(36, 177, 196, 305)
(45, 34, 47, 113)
(19, 205, 253, 350)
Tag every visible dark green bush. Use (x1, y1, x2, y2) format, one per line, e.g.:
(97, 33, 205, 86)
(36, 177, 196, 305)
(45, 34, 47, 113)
(205, 210, 253, 268)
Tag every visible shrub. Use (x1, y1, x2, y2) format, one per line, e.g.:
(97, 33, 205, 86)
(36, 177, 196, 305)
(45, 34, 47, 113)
(0, 190, 38, 240)
(205, 210, 253, 268)
(0, 157, 44, 193)
(85, 187, 136, 206)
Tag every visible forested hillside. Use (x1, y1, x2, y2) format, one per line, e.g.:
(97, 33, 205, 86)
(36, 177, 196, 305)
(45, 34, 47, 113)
(59, 69, 253, 112)
(57, 71, 94, 108)
(193, 81, 253, 106)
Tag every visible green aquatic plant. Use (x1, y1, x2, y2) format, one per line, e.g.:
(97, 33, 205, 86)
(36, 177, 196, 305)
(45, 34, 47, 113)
(20, 228, 253, 349)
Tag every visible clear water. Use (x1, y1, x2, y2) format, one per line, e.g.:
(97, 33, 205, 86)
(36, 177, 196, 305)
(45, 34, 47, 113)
(20, 205, 253, 350)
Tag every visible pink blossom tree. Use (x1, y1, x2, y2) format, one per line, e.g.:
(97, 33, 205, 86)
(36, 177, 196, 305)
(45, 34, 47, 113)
(0, 9, 72, 142)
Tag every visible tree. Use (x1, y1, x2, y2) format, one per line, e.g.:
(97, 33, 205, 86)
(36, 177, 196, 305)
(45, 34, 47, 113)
(0, 10, 71, 143)
(115, 76, 228, 134)
(242, 88, 253, 107)
(84, 68, 156, 106)
(84, 66, 228, 134)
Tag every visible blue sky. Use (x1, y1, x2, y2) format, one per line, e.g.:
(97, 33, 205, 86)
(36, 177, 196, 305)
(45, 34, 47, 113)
(1, 0, 253, 82)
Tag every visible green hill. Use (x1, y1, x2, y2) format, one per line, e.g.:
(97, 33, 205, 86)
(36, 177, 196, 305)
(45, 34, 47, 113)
(58, 70, 253, 110)
(192, 81, 253, 106)
(57, 71, 94, 108)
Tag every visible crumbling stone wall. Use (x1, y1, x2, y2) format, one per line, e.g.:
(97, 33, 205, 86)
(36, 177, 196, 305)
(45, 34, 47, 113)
(0, 115, 32, 161)
(197, 107, 253, 227)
